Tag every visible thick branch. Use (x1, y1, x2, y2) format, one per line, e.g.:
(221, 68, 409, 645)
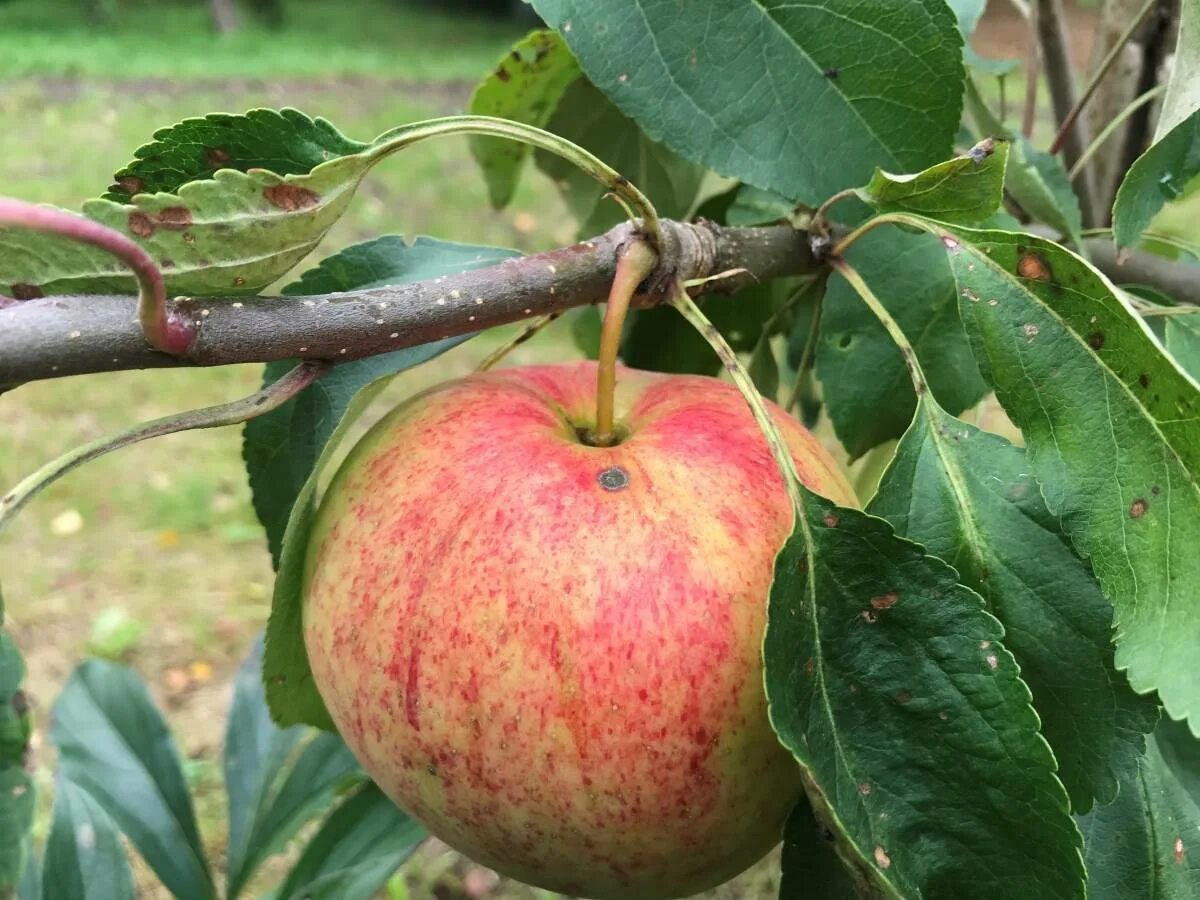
(1085, 238, 1200, 304)
(0, 220, 814, 388)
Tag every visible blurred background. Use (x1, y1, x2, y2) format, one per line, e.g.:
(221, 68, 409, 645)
(0, 0, 1175, 896)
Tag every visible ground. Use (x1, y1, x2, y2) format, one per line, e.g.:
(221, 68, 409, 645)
(0, 0, 1185, 897)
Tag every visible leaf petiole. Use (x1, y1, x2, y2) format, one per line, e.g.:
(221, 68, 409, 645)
(0, 361, 329, 535)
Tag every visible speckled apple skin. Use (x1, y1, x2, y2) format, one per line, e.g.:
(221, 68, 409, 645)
(303, 361, 856, 899)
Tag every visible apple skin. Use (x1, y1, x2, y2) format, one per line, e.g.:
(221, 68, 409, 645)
(303, 361, 856, 899)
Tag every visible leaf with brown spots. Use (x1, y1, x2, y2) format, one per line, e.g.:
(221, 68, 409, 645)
(1076, 731, 1200, 898)
(917, 219, 1200, 736)
(104, 108, 366, 202)
(766, 492, 1084, 899)
(0, 109, 512, 298)
(467, 29, 581, 209)
(869, 394, 1158, 812)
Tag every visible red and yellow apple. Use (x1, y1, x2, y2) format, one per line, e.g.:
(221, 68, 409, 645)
(302, 360, 855, 898)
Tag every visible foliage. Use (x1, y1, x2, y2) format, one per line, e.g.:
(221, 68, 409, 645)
(3, 2, 1200, 898)
(17, 640, 423, 900)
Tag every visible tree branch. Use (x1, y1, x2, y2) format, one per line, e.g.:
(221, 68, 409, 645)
(1084, 237, 1200, 303)
(1036, 0, 1100, 225)
(0, 219, 815, 388)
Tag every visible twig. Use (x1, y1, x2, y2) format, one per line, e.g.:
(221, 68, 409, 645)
(0, 219, 818, 387)
(475, 314, 562, 372)
(1036, 0, 1099, 224)
(1022, 1, 1042, 139)
(1069, 84, 1166, 180)
(1048, 0, 1158, 155)
(0, 361, 329, 533)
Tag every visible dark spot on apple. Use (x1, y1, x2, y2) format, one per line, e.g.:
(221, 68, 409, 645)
(10, 283, 42, 301)
(264, 184, 319, 211)
(597, 466, 629, 491)
(156, 206, 192, 230)
(1088, 331, 1105, 350)
(426, 762, 439, 776)
(128, 211, 155, 237)
(1129, 498, 1148, 518)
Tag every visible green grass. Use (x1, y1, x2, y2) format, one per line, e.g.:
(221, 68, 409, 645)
(0, 0, 526, 80)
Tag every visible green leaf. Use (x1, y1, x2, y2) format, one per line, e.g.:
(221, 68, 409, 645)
(50, 660, 213, 900)
(224, 638, 361, 899)
(817, 227, 988, 458)
(1113, 110, 1200, 249)
(1077, 736, 1200, 898)
(766, 492, 1085, 898)
(104, 108, 368, 202)
(964, 80, 1082, 242)
(468, 29, 581, 208)
(1158, 717, 1200, 808)
(1167, 316, 1200, 379)
(532, 0, 965, 206)
(17, 839, 38, 900)
(860, 138, 1009, 224)
(779, 801, 858, 899)
(621, 279, 789, 376)
(922, 220, 1200, 733)
(244, 236, 517, 565)
(748, 335, 780, 399)
(535, 78, 704, 235)
(273, 782, 425, 900)
(1157, 0, 1200, 140)
(42, 779, 134, 900)
(868, 395, 1159, 811)
(0, 588, 33, 895)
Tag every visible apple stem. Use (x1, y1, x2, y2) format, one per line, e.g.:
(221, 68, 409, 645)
(667, 280, 804, 510)
(0, 360, 330, 535)
(0, 197, 194, 355)
(591, 239, 658, 446)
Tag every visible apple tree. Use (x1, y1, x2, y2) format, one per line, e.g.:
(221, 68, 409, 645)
(2, 0, 1200, 897)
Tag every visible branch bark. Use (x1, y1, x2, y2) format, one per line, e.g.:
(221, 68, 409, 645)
(1036, 0, 1100, 225)
(0, 219, 815, 388)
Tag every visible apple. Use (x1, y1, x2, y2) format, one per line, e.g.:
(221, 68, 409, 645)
(303, 360, 856, 899)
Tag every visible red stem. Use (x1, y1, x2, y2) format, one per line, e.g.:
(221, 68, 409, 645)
(0, 197, 192, 354)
